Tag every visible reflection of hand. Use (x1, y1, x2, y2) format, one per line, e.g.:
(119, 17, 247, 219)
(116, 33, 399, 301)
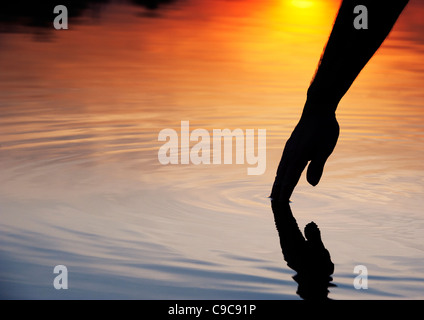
(304, 221, 321, 243)
(271, 200, 335, 299)
(271, 112, 339, 201)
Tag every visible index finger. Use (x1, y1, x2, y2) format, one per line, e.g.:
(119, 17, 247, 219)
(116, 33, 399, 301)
(271, 138, 309, 201)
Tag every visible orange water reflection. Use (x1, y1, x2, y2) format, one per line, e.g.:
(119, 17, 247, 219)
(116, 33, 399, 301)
(0, 0, 423, 183)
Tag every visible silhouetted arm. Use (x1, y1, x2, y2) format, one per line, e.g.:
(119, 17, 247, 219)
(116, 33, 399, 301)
(271, 0, 409, 202)
(306, 0, 409, 111)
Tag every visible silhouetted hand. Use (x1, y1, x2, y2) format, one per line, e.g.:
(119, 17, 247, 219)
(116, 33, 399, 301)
(271, 111, 339, 201)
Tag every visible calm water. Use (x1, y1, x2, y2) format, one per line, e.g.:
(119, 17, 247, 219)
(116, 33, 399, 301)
(1, 0, 424, 299)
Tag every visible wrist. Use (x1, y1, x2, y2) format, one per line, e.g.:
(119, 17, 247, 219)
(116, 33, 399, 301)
(304, 81, 341, 114)
(301, 99, 337, 119)
(302, 86, 339, 119)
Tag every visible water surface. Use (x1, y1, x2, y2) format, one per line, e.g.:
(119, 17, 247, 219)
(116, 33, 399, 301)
(1, 0, 424, 299)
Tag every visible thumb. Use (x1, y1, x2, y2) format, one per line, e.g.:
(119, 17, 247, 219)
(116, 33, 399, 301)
(306, 157, 327, 186)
